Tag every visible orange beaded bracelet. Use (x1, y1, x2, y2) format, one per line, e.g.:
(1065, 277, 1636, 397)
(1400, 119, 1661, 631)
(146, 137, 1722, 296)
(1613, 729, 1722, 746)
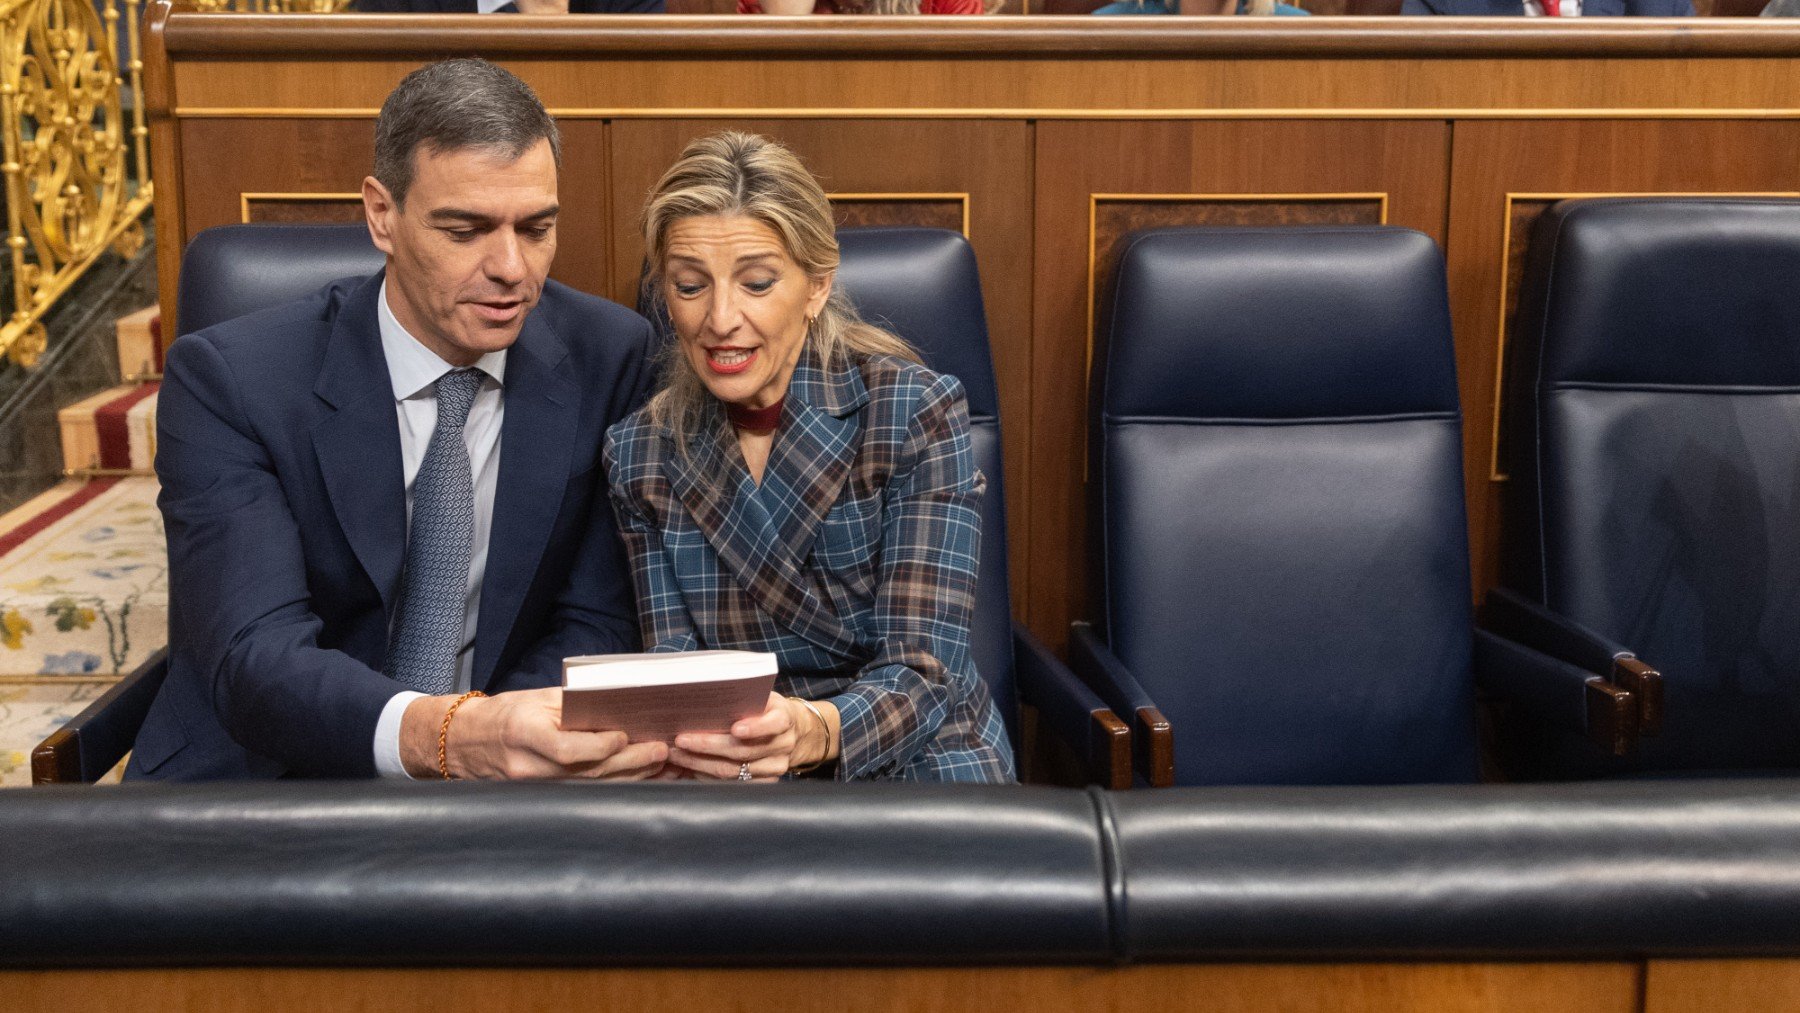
(437, 690, 488, 780)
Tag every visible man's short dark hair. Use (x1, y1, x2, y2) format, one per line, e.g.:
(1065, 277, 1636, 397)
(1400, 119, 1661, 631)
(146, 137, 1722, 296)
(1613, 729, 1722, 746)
(373, 58, 562, 208)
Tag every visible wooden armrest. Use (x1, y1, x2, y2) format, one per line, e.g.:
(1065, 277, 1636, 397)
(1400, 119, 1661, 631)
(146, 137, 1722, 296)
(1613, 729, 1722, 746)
(31, 648, 168, 784)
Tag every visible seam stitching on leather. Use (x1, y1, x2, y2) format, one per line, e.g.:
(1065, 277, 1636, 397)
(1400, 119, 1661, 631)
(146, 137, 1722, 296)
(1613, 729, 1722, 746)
(1105, 411, 1456, 426)
(1085, 784, 1130, 964)
(1548, 381, 1800, 394)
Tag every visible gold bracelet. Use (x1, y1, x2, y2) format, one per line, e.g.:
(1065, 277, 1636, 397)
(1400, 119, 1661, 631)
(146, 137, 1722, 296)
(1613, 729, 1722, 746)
(437, 690, 488, 781)
(789, 697, 834, 775)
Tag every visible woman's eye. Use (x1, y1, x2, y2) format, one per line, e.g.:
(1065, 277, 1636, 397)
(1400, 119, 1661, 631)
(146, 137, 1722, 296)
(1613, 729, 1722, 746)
(673, 283, 704, 297)
(745, 280, 776, 294)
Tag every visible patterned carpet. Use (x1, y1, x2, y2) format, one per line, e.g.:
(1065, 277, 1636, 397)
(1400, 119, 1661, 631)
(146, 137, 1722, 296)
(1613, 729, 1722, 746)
(0, 475, 164, 786)
(0, 680, 120, 787)
(0, 477, 165, 678)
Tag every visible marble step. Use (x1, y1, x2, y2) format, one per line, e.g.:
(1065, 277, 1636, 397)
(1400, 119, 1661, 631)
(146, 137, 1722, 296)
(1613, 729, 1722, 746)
(57, 382, 159, 474)
(116, 304, 161, 380)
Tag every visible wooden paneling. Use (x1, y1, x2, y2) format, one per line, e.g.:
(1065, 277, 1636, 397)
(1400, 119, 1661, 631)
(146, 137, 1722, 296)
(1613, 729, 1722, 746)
(144, 10, 1800, 649)
(241, 194, 364, 224)
(1443, 119, 1800, 596)
(832, 195, 967, 233)
(165, 54, 1800, 118)
(1647, 959, 1800, 1012)
(609, 119, 1033, 604)
(0, 961, 1640, 1013)
(1030, 120, 1448, 643)
(171, 117, 612, 300)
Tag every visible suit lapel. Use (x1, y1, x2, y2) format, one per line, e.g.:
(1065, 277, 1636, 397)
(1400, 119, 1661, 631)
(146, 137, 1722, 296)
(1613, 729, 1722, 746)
(667, 352, 867, 657)
(474, 310, 578, 688)
(760, 354, 867, 572)
(312, 273, 408, 615)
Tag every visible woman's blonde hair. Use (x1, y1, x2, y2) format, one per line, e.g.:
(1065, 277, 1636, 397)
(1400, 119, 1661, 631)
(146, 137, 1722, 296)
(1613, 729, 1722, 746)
(641, 131, 920, 447)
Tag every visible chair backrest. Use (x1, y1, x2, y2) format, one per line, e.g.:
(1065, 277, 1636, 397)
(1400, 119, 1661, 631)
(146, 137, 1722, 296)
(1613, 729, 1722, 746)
(1096, 226, 1477, 786)
(834, 228, 1019, 745)
(177, 223, 384, 335)
(1505, 198, 1800, 773)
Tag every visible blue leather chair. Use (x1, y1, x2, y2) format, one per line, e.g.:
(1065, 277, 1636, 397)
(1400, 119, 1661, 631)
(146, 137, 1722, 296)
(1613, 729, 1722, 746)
(175, 223, 387, 336)
(1070, 226, 1619, 787)
(810, 228, 1128, 785)
(1496, 198, 1800, 779)
(645, 227, 1128, 784)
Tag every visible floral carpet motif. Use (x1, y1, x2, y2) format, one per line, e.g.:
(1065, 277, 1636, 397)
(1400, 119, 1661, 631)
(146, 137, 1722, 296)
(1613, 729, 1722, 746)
(0, 477, 166, 679)
(0, 680, 119, 787)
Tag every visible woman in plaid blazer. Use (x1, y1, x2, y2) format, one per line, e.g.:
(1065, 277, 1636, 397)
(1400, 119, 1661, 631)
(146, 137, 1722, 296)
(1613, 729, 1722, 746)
(602, 132, 1015, 783)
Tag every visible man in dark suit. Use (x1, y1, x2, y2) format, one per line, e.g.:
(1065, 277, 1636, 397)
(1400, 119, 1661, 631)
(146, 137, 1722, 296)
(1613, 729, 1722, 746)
(1402, 0, 1689, 12)
(129, 59, 668, 781)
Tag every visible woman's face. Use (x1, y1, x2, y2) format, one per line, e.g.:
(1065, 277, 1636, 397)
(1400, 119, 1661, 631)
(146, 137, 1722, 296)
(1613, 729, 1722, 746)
(662, 213, 832, 411)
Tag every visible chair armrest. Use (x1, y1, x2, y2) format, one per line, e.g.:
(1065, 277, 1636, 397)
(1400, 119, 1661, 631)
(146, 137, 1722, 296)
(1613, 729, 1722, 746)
(31, 647, 169, 784)
(1068, 622, 1174, 788)
(1473, 629, 1638, 757)
(1481, 588, 1662, 736)
(1012, 623, 1130, 790)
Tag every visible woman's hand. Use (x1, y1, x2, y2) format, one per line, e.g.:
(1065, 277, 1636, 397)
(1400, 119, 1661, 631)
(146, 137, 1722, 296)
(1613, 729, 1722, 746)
(668, 693, 837, 781)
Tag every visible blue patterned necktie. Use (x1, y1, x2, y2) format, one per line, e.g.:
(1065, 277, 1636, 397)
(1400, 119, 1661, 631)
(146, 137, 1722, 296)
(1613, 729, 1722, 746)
(386, 367, 485, 695)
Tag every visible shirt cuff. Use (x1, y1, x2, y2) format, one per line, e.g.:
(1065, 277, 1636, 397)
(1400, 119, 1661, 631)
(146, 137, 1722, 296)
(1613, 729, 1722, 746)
(374, 691, 427, 779)
(478, 0, 517, 11)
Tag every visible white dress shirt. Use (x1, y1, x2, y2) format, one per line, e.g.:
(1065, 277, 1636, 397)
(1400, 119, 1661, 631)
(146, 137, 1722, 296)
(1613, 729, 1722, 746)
(372, 281, 507, 778)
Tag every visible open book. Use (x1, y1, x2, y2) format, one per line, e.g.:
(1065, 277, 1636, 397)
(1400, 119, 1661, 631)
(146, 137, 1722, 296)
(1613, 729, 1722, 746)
(560, 650, 779, 742)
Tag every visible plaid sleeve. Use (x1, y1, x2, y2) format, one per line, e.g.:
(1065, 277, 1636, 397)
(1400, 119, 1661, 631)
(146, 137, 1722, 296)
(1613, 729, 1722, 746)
(604, 431, 700, 654)
(830, 372, 985, 780)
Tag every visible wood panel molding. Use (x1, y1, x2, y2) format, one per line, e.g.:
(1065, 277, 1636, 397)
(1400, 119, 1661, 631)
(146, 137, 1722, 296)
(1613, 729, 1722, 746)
(150, 6, 1800, 59)
(829, 192, 970, 236)
(240, 192, 364, 224)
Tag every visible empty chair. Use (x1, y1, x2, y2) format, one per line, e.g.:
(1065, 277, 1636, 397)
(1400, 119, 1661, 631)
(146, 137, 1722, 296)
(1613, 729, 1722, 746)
(1073, 226, 1485, 787)
(1496, 197, 1800, 779)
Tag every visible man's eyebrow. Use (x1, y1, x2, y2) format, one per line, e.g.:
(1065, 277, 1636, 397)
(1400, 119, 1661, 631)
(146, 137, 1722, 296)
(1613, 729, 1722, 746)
(425, 204, 560, 224)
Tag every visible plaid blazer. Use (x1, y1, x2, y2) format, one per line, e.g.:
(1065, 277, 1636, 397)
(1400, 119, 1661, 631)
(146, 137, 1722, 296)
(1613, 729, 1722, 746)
(603, 348, 1015, 782)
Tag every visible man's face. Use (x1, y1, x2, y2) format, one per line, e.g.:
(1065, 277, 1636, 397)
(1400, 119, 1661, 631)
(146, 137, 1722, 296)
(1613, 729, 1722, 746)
(362, 138, 558, 366)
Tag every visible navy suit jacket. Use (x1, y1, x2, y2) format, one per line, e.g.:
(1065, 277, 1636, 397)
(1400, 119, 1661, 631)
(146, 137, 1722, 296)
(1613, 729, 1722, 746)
(128, 272, 654, 780)
(1402, 0, 1691, 12)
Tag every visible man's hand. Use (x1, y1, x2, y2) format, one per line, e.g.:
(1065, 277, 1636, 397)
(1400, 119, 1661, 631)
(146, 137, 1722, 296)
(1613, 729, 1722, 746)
(399, 687, 667, 780)
(513, 0, 571, 12)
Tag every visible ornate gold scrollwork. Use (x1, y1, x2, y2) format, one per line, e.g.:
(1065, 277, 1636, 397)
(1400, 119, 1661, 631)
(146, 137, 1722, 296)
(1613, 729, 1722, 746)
(0, 0, 152, 368)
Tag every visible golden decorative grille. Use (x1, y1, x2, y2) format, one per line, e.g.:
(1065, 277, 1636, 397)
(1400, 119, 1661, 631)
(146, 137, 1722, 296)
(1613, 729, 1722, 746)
(0, 0, 151, 367)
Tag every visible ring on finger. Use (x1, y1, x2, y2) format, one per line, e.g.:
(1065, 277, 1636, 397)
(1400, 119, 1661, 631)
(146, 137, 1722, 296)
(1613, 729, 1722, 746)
(737, 762, 753, 782)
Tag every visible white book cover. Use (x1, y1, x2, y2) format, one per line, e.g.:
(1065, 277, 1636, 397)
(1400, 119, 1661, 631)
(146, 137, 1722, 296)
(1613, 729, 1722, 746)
(560, 650, 778, 742)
